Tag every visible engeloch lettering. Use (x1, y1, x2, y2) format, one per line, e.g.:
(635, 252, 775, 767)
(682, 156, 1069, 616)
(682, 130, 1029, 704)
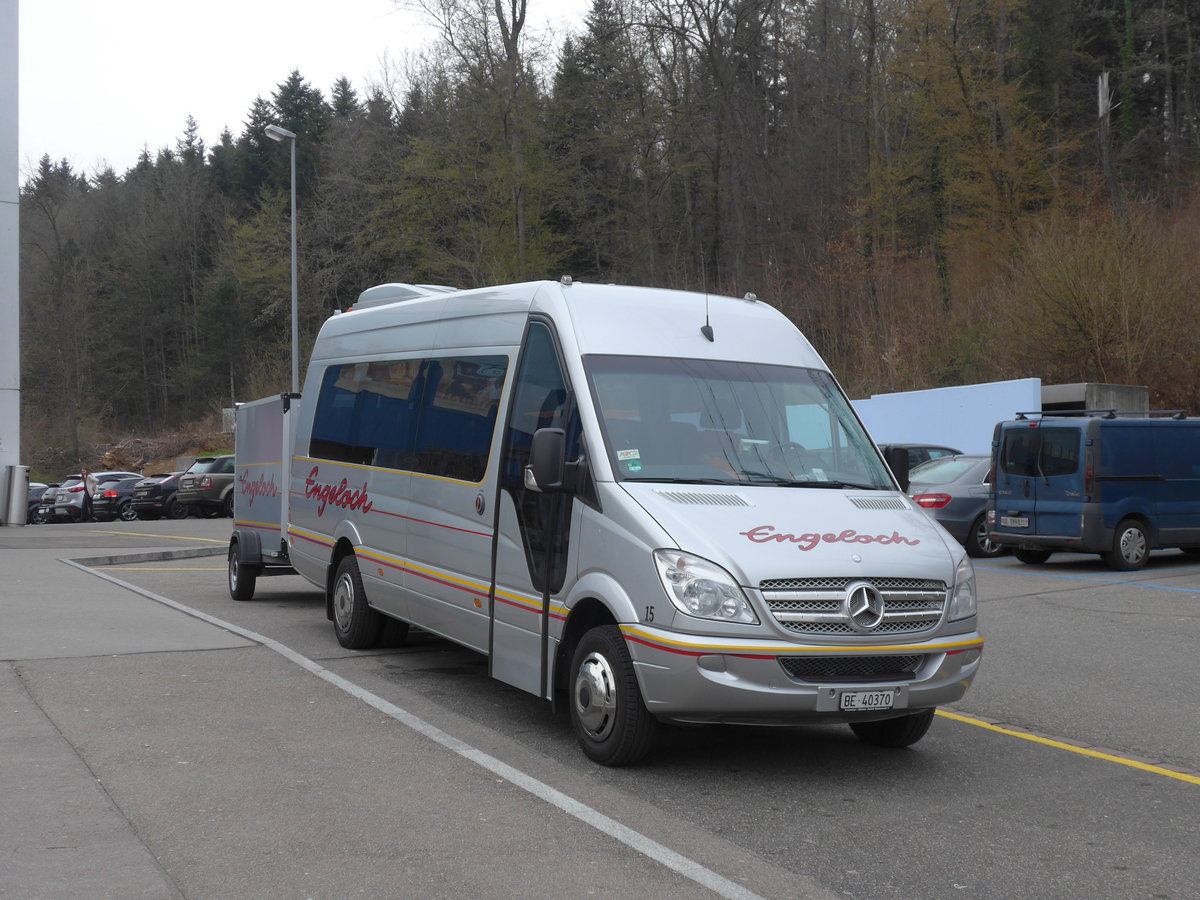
(305, 466, 373, 517)
(237, 471, 278, 508)
(740, 524, 919, 551)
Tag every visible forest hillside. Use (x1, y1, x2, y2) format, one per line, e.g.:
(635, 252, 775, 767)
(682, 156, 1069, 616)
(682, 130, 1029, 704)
(19, 0, 1200, 476)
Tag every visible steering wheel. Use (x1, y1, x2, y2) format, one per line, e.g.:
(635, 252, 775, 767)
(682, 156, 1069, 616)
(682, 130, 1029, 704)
(767, 441, 823, 474)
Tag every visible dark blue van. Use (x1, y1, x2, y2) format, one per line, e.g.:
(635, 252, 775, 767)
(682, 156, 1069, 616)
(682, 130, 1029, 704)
(989, 411, 1200, 570)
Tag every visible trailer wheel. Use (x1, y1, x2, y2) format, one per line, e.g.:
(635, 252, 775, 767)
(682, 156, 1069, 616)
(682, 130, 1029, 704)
(332, 555, 383, 649)
(1105, 518, 1149, 571)
(228, 542, 259, 602)
(569, 625, 657, 766)
(850, 708, 935, 748)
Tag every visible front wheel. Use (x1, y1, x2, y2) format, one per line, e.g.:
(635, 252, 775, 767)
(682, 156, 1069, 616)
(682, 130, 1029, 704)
(1105, 519, 1150, 571)
(569, 625, 657, 766)
(965, 513, 1004, 558)
(850, 709, 936, 748)
(228, 542, 259, 602)
(332, 555, 383, 649)
(1014, 547, 1052, 565)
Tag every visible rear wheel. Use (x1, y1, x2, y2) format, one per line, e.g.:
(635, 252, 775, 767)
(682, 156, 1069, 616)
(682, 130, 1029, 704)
(332, 555, 383, 649)
(965, 513, 1004, 558)
(222, 493, 234, 518)
(850, 709, 936, 748)
(228, 542, 259, 602)
(118, 501, 138, 522)
(167, 497, 188, 519)
(1105, 518, 1149, 571)
(1014, 547, 1052, 565)
(569, 625, 657, 766)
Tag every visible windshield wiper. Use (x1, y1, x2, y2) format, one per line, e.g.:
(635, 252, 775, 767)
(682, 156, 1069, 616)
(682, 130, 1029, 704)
(742, 475, 883, 489)
(623, 477, 737, 485)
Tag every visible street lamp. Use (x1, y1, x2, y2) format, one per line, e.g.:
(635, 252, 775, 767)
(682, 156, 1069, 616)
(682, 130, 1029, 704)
(264, 123, 299, 395)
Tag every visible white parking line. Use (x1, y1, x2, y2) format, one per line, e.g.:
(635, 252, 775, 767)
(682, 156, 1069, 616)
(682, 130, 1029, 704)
(66, 559, 773, 900)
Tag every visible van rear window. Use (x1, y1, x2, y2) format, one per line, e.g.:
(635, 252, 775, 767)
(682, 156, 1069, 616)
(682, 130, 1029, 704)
(1000, 427, 1079, 478)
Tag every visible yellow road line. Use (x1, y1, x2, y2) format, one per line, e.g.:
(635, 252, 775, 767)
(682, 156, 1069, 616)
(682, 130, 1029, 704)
(91, 529, 227, 545)
(100, 566, 226, 571)
(937, 709, 1200, 786)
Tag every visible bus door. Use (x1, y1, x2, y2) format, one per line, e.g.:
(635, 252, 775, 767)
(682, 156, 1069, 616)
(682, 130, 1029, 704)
(490, 321, 578, 697)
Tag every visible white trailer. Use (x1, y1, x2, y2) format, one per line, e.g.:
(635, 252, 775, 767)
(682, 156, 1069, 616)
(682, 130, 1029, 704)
(228, 393, 299, 600)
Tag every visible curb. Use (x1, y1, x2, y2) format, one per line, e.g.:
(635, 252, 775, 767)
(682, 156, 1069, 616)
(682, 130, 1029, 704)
(66, 546, 228, 568)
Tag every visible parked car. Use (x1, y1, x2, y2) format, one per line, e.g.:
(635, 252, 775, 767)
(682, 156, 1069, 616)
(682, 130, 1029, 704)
(91, 474, 145, 522)
(51, 470, 143, 522)
(131, 472, 188, 520)
(177, 455, 235, 517)
(878, 443, 964, 472)
(31, 483, 61, 524)
(909, 454, 1005, 558)
(25, 482, 47, 521)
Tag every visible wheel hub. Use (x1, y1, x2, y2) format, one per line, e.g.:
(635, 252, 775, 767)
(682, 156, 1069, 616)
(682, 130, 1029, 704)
(333, 572, 355, 629)
(574, 651, 618, 740)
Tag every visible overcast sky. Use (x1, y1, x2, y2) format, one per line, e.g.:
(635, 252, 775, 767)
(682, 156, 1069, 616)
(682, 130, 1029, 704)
(18, 0, 589, 180)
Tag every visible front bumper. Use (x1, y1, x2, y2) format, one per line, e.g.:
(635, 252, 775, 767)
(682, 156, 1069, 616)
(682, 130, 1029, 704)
(622, 624, 983, 725)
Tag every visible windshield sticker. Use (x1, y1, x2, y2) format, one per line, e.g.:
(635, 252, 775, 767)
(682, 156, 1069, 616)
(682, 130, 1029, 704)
(740, 524, 919, 551)
(617, 449, 641, 460)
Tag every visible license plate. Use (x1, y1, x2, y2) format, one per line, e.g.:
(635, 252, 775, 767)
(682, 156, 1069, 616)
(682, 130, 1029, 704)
(838, 689, 896, 712)
(1000, 516, 1029, 528)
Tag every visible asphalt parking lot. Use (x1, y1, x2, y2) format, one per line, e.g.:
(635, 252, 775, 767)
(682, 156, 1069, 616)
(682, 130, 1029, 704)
(3, 519, 1198, 899)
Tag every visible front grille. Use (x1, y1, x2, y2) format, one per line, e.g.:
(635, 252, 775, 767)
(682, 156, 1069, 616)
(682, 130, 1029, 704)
(779, 655, 924, 681)
(759, 576, 946, 637)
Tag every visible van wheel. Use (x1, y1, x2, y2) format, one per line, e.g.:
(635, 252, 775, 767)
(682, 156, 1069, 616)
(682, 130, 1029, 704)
(228, 543, 259, 602)
(850, 709, 935, 748)
(332, 555, 383, 649)
(569, 625, 657, 766)
(1105, 519, 1149, 571)
(966, 514, 1004, 558)
(1014, 547, 1052, 565)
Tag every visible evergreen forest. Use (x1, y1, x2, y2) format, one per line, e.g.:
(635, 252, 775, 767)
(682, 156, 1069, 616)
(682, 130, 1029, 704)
(19, 0, 1200, 465)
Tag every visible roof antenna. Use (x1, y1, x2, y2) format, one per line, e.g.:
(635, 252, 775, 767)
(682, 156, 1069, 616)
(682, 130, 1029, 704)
(699, 260, 714, 342)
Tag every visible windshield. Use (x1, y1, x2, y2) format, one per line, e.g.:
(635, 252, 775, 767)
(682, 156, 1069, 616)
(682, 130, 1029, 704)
(585, 356, 894, 488)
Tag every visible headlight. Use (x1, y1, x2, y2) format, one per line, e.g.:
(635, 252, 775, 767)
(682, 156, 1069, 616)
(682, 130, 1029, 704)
(653, 550, 758, 624)
(948, 554, 977, 621)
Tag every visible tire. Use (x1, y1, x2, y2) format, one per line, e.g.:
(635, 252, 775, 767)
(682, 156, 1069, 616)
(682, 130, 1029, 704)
(1014, 547, 1052, 565)
(850, 708, 936, 748)
(965, 513, 1004, 558)
(1105, 518, 1150, 571)
(569, 625, 657, 766)
(331, 554, 383, 649)
(167, 497, 188, 519)
(228, 542, 259, 602)
(222, 493, 234, 518)
(118, 501, 138, 522)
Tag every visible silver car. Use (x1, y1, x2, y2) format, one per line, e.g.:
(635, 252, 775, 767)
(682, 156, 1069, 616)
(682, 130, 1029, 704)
(52, 470, 143, 522)
(908, 454, 1005, 558)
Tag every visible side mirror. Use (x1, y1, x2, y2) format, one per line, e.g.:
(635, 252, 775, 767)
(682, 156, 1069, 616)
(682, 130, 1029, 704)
(883, 445, 910, 492)
(525, 428, 566, 493)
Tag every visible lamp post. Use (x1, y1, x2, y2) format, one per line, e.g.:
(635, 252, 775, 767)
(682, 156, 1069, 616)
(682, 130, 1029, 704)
(264, 123, 299, 394)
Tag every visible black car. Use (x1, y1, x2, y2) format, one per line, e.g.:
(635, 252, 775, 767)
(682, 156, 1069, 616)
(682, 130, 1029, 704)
(26, 482, 48, 522)
(878, 443, 964, 472)
(132, 472, 188, 520)
(32, 483, 62, 524)
(91, 475, 145, 522)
